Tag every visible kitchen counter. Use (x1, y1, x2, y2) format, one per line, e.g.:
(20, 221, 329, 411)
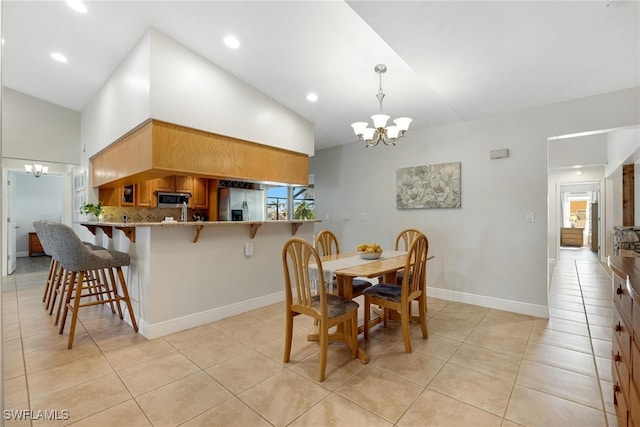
(74, 218, 317, 339)
(79, 219, 318, 242)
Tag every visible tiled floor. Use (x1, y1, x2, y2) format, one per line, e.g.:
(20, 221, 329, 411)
(2, 248, 616, 426)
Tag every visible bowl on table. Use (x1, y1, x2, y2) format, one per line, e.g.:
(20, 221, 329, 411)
(359, 251, 382, 260)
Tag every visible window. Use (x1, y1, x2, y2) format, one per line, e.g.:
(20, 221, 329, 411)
(266, 175, 314, 220)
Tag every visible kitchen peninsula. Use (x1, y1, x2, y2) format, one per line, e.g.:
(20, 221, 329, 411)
(80, 219, 316, 339)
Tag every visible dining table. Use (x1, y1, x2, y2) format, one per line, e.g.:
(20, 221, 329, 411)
(308, 250, 410, 363)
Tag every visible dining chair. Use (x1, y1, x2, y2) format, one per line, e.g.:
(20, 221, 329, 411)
(394, 228, 423, 285)
(363, 233, 429, 353)
(314, 229, 372, 297)
(282, 237, 359, 382)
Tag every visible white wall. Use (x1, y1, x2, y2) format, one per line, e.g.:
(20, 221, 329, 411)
(149, 29, 314, 156)
(2, 88, 81, 164)
(310, 87, 640, 317)
(13, 173, 62, 256)
(81, 27, 314, 175)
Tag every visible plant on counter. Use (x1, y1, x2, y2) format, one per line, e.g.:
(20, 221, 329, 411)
(79, 201, 104, 219)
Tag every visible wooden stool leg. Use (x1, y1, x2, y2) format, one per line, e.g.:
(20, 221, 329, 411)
(107, 268, 124, 319)
(115, 267, 138, 332)
(58, 271, 77, 333)
(67, 271, 85, 349)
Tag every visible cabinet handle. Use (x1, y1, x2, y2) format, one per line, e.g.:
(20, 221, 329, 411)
(614, 383, 621, 393)
(615, 352, 622, 362)
(617, 286, 623, 295)
(615, 322, 622, 332)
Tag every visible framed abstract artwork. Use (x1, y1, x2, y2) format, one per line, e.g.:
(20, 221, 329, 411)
(396, 161, 461, 209)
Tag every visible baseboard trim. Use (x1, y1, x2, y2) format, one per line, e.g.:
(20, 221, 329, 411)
(428, 286, 549, 319)
(138, 291, 286, 339)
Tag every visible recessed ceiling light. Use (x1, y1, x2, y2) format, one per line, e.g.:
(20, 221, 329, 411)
(50, 52, 68, 63)
(306, 93, 318, 102)
(224, 35, 240, 49)
(66, 0, 87, 14)
(576, 170, 583, 176)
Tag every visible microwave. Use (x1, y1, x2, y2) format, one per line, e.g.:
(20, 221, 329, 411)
(157, 192, 190, 208)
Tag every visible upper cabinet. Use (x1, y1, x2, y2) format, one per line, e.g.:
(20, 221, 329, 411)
(102, 175, 209, 209)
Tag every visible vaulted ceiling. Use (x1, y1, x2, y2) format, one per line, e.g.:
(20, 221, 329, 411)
(3, 1, 638, 150)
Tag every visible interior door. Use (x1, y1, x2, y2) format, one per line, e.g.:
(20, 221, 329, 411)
(7, 173, 17, 274)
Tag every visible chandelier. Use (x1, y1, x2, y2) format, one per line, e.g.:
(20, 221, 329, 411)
(350, 64, 412, 147)
(24, 164, 49, 178)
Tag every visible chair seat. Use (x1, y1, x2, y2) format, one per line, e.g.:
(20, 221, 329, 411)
(362, 284, 402, 303)
(352, 279, 372, 295)
(311, 294, 359, 318)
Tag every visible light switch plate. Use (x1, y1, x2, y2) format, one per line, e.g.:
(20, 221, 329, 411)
(244, 242, 254, 256)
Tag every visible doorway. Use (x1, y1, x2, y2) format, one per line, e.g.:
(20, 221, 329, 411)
(558, 183, 601, 258)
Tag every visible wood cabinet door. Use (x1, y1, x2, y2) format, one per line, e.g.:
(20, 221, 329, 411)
(190, 177, 209, 209)
(137, 180, 155, 207)
(155, 176, 175, 193)
(174, 176, 192, 194)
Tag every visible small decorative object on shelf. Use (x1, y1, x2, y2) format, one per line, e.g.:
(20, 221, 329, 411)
(80, 201, 104, 222)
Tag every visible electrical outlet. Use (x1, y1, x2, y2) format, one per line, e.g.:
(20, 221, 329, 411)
(526, 211, 535, 223)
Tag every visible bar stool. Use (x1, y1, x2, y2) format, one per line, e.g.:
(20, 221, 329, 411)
(33, 220, 59, 309)
(46, 223, 138, 349)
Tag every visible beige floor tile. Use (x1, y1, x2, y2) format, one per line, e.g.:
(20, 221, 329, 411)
(239, 369, 329, 426)
(23, 333, 101, 373)
(516, 359, 602, 410)
(433, 302, 489, 326)
(583, 296, 612, 308)
(103, 337, 175, 370)
(428, 363, 513, 417)
(548, 299, 585, 313)
(371, 343, 445, 386)
(117, 351, 200, 396)
(88, 323, 147, 352)
(524, 341, 597, 377)
(27, 354, 114, 400)
(587, 312, 613, 327)
(528, 327, 593, 354)
(548, 308, 587, 323)
(449, 343, 522, 382)
(29, 372, 131, 426)
(287, 343, 365, 388)
(3, 375, 28, 409)
(427, 318, 475, 342)
(408, 330, 462, 361)
(180, 334, 252, 369)
(336, 365, 423, 423)
(532, 317, 590, 337)
(464, 327, 529, 355)
(181, 396, 271, 427)
(256, 331, 320, 364)
(584, 304, 613, 317)
(136, 371, 231, 426)
(398, 389, 502, 427)
(3, 339, 25, 379)
(591, 337, 612, 359)
(548, 293, 583, 305)
(163, 324, 225, 350)
(69, 399, 152, 427)
(505, 385, 606, 427)
(590, 324, 613, 341)
(289, 393, 392, 427)
(205, 349, 284, 394)
(595, 356, 613, 382)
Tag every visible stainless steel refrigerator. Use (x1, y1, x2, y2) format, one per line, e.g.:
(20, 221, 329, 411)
(218, 188, 266, 221)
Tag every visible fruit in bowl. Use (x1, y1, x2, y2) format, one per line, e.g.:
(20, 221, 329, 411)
(357, 242, 383, 259)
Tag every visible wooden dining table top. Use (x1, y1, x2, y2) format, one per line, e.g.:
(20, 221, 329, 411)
(322, 252, 409, 279)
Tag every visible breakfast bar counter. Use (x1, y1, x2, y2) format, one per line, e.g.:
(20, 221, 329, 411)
(75, 220, 317, 339)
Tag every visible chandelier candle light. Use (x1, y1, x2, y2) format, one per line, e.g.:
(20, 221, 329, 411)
(24, 164, 49, 178)
(351, 64, 412, 147)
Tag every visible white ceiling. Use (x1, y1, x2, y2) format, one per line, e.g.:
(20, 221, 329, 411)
(3, 1, 639, 151)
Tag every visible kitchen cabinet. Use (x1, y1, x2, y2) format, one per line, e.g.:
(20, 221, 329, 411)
(122, 185, 135, 206)
(99, 175, 209, 209)
(137, 176, 176, 207)
(174, 176, 209, 209)
(609, 257, 640, 427)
